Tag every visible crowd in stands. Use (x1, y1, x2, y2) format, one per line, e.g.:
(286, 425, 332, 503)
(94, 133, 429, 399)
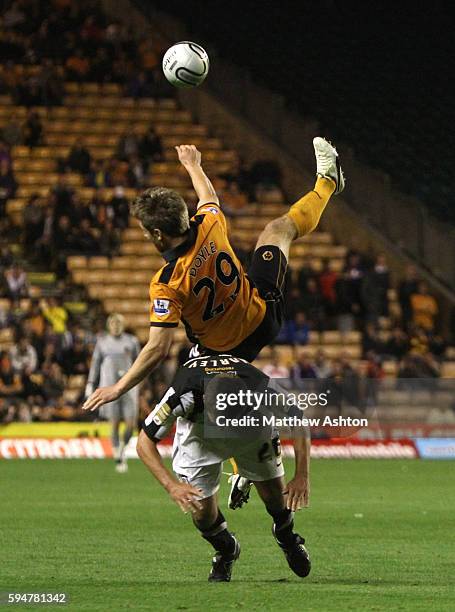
(0, 0, 173, 99)
(0, 119, 165, 270)
(0, 295, 96, 423)
(0, 1, 452, 424)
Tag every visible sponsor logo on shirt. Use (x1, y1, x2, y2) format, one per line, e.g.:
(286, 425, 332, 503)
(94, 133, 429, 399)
(153, 299, 170, 317)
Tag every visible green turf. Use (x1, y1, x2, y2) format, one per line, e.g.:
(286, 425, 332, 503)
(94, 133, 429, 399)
(1, 459, 454, 611)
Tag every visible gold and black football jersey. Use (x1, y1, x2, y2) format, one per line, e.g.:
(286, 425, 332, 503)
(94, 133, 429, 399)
(149, 203, 266, 351)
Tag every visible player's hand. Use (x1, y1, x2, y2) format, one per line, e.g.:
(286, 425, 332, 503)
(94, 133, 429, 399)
(284, 475, 310, 511)
(168, 481, 204, 513)
(84, 382, 94, 400)
(175, 144, 201, 168)
(82, 384, 121, 412)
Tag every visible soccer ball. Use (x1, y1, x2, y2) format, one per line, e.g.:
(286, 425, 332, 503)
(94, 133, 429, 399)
(162, 41, 209, 88)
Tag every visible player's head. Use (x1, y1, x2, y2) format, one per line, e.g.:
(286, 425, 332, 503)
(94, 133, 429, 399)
(130, 187, 190, 251)
(107, 313, 125, 337)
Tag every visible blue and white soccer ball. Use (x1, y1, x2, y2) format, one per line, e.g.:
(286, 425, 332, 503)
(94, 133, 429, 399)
(162, 41, 209, 88)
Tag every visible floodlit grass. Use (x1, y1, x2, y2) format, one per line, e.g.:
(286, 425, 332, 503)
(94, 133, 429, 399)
(1, 459, 454, 611)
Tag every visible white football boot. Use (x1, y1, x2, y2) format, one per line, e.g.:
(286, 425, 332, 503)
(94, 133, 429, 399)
(313, 136, 345, 194)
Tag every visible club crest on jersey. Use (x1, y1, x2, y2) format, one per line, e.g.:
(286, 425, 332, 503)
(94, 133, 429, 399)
(153, 299, 170, 316)
(262, 250, 273, 261)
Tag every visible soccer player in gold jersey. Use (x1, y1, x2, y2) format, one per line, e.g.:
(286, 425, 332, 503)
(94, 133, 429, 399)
(83, 137, 344, 412)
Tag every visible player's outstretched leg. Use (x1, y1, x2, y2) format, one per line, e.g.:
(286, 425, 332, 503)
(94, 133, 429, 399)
(255, 137, 345, 260)
(192, 496, 241, 582)
(255, 477, 311, 578)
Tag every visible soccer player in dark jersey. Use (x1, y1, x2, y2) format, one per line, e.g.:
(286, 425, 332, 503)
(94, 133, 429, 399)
(136, 353, 311, 582)
(83, 137, 344, 412)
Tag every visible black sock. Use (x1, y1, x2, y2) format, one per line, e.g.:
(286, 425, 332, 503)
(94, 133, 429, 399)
(198, 511, 236, 556)
(268, 507, 294, 545)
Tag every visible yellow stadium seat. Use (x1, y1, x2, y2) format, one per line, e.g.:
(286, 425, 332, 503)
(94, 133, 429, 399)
(88, 257, 109, 269)
(67, 256, 88, 270)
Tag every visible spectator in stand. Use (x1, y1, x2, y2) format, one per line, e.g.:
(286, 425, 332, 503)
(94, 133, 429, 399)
(291, 352, 317, 390)
(10, 335, 38, 375)
(300, 277, 325, 330)
(86, 159, 111, 188)
(384, 326, 409, 360)
(262, 350, 290, 379)
(36, 205, 55, 265)
(42, 362, 66, 403)
(40, 340, 59, 371)
(313, 350, 332, 379)
(318, 260, 338, 318)
(51, 174, 74, 219)
(361, 254, 390, 323)
(0, 158, 18, 216)
(357, 354, 383, 410)
(66, 49, 90, 81)
(3, 263, 28, 299)
(16, 76, 43, 107)
(24, 300, 46, 351)
(52, 215, 78, 275)
(128, 154, 146, 188)
(23, 194, 44, 249)
(139, 126, 163, 163)
(41, 297, 68, 335)
(410, 282, 438, 332)
(75, 218, 100, 254)
(22, 110, 43, 148)
(1, 113, 22, 147)
(428, 333, 447, 359)
(335, 271, 361, 332)
(99, 220, 121, 256)
(362, 322, 383, 357)
(223, 181, 249, 215)
(117, 127, 140, 161)
(0, 299, 14, 329)
(90, 48, 111, 82)
(109, 186, 130, 228)
(0, 244, 14, 270)
(0, 140, 12, 168)
(62, 336, 89, 376)
(0, 351, 23, 402)
(137, 37, 160, 74)
(64, 138, 91, 175)
(398, 265, 419, 330)
(277, 311, 310, 346)
(109, 158, 129, 186)
(409, 326, 430, 356)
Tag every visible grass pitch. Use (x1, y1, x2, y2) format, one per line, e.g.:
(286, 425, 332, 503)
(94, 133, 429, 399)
(1, 458, 454, 611)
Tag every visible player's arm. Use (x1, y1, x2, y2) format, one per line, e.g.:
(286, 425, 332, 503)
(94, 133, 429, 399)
(267, 378, 311, 511)
(82, 326, 173, 412)
(284, 431, 311, 511)
(176, 144, 220, 208)
(136, 430, 203, 513)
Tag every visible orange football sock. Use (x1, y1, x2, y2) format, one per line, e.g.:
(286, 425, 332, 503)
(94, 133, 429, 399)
(287, 177, 335, 237)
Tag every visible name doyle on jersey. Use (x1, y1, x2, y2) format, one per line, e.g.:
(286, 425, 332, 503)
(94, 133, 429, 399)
(189, 240, 217, 277)
(214, 414, 369, 428)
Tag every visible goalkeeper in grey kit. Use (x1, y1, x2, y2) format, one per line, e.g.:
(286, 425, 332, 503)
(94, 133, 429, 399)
(86, 314, 140, 472)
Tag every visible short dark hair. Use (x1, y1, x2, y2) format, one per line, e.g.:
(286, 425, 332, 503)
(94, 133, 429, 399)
(130, 187, 189, 237)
